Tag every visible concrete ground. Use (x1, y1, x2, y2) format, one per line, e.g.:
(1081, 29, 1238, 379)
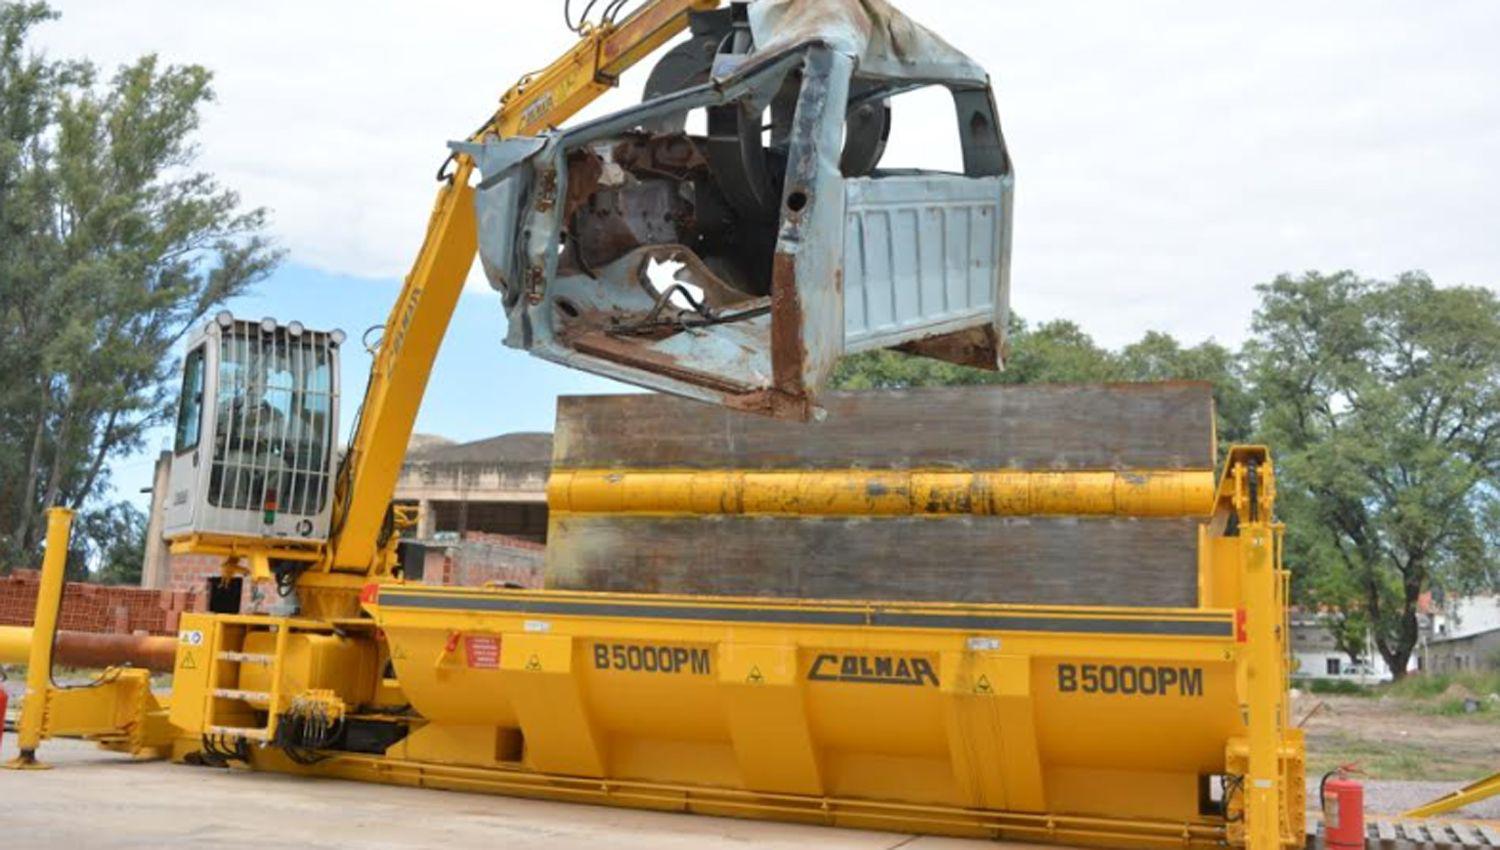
(1344, 779, 1500, 821)
(0, 739, 1020, 850)
(3, 718, 1495, 845)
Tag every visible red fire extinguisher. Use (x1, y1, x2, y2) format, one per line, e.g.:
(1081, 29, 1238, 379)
(0, 686, 9, 759)
(1322, 764, 1365, 850)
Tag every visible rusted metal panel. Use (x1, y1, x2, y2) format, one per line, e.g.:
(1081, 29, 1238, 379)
(545, 382, 1216, 606)
(545, 515, 1202, 607)
(553, 383, 1217, 471)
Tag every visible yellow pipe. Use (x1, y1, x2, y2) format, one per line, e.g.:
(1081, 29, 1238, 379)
(548, 469, 1218, 518)
(0, 624, 26, 665)
(5, 506, 72, 769)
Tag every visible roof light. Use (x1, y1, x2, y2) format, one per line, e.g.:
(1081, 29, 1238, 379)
(260, 317, 277, 334)
(330, 328, 347, 346)
(215, 311, 235, 329)
(287, 321, 305, 338)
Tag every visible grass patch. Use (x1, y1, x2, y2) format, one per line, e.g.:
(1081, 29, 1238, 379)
(1304, 678, 1373, 697)
(1416, 696, 1499, 718)
(1306, 732, 1488, 781)
(1381, 671, 1500, 701)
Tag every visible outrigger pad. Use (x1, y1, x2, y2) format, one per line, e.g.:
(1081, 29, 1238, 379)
(545, 382, 1218, 607)
(459, 0, 1013, 420)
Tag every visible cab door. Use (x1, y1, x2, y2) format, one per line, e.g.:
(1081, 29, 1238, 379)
(163, 340, 211, 536)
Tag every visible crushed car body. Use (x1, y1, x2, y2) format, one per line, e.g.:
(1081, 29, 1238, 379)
(457, 0, 1014, 419)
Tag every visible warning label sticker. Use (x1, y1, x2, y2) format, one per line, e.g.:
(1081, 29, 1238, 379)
(464, 635, 501, 669)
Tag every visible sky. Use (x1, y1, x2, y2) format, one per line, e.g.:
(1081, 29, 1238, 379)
(32, 1, 1500, 507)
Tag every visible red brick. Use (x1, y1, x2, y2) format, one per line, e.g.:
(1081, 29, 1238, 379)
(0, 568, 198, 635)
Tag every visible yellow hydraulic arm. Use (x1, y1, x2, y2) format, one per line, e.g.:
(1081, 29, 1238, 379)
(1402, 769, 1500, 819)
(326, 0, 718, 574)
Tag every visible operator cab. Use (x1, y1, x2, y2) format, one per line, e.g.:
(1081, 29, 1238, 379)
(163, 311, 344, 545)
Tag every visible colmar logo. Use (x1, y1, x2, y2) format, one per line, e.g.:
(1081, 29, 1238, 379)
(807, 653, 938, 687)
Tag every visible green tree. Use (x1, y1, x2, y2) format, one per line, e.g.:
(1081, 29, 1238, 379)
(831, 316, 1121, 390)
(70, 500, 146, 584)
(0, 3, 280, 570)
(1004, 319, 1122, 385)
(0, 2, 68, 568)
(1247, 271, 1500, 679)
(832, 318, 1247, 442)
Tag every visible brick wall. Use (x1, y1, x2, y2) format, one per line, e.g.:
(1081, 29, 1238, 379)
(0, 570, 199, 636)
(167, 553, 227, 595)
(421, 531, 546, 589)
(157, 532, 546, 607)
(167, 552, 273, 612)
(1, 533, 545, 636)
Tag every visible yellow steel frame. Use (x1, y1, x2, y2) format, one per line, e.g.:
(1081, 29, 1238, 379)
(4, 508, 72, 769)
(251, 754, 1238, 848)
(10, 451, 1304, 850)
(1403, 770, 1500, 819)
(3, 508, 175, 767)
(142, 450, 1299, 848)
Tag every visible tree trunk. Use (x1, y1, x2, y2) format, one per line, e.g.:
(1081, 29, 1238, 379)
(1386, 644, 1414, 681)
(37, 399, 75, 536)
(69, 407, 119, 510)
(10, 385, 50, 554)
(1376, 586, 1424, 681)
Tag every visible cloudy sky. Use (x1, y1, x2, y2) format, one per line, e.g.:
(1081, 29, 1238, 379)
(33, 1, 1500, 501)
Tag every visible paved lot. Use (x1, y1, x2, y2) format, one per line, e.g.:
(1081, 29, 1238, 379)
(0, 739, 1013, 850)
(4, 731, 1495, 847)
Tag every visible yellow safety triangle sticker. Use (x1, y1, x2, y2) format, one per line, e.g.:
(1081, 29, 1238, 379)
(974, 674, 993, 695)
(746, 666, 764, 685)
(180, 650, 197, 670)
(525, 654, 542, 672)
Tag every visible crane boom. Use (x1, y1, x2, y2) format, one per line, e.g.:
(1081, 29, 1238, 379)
(325, 0, 718, 574)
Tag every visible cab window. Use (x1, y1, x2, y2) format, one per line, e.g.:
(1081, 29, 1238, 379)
(174, 345, 206, 453)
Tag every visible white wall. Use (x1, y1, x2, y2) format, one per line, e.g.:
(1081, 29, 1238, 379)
(1431, 594, 1500, 641)
(1291, 617, 1415, 683)
(1293, 649, 1397, 684)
